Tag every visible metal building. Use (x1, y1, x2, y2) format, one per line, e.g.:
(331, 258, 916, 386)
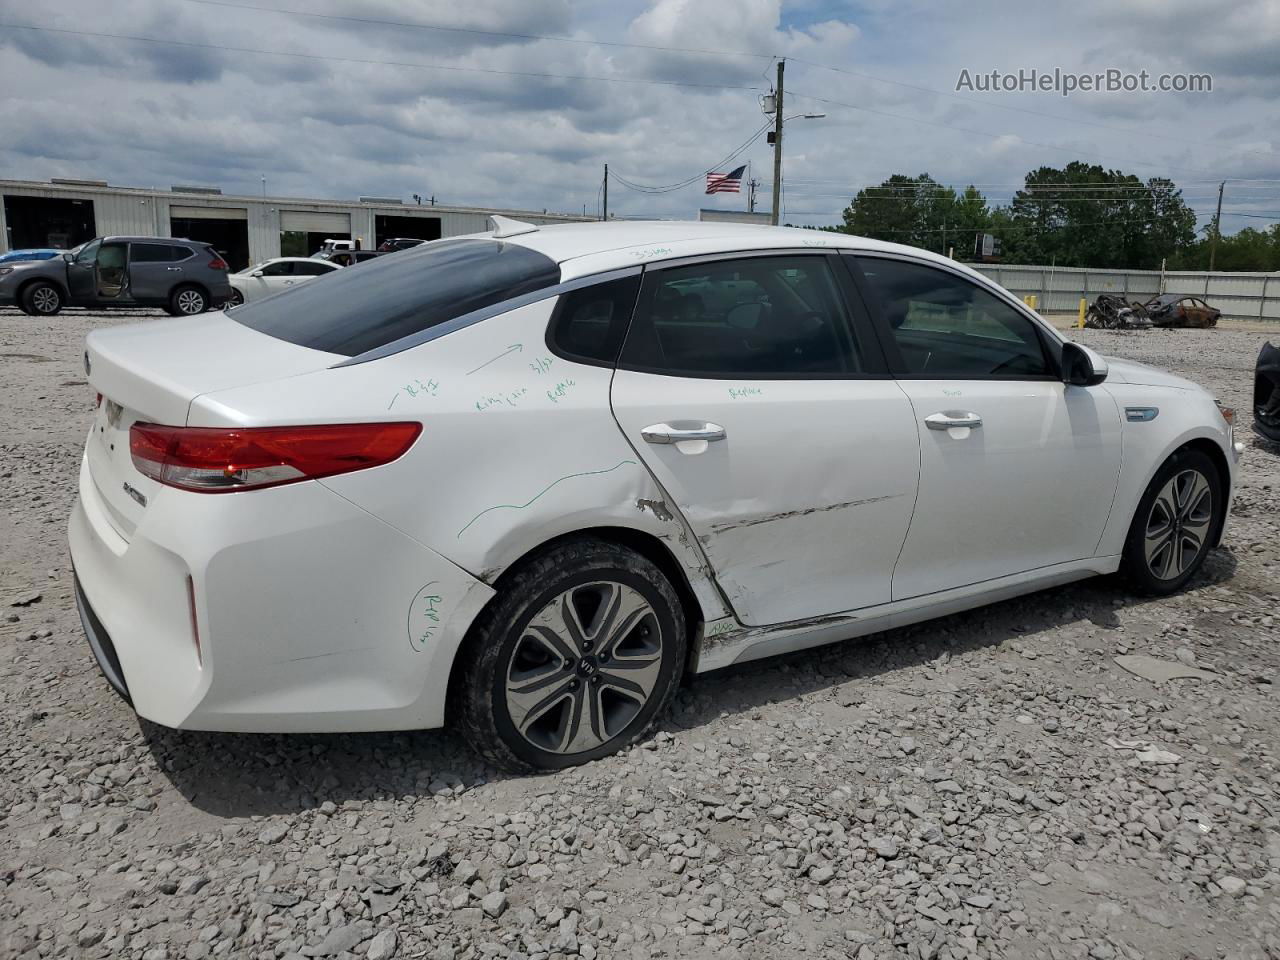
(0, 178, 591, 271)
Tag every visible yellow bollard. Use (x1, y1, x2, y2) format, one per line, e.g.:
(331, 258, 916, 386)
(1078, 298, 1087, 328)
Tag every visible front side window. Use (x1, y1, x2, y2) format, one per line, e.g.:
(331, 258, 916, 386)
(619, 255, 862, 378)
(292, 260, 336, 276)
(856, 257, 1050, 378)
(74, 239, 101, 263)
(230, 239, 561, 357)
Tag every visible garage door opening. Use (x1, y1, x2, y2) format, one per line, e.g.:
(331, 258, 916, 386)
(170, 206, 249, 271)
(281, 231, 353, 258)
(375, 214, 442, 248)
(280, 210, 352, 258)
(3, 194, 97, 250)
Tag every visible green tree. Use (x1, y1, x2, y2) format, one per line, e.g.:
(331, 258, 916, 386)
(1001, 162, 1195, 268)
(839, 174, 990, 254)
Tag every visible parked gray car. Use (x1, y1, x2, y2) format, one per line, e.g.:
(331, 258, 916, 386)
(0, 236, 234, 316)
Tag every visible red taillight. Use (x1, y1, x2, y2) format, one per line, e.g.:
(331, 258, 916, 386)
(208, 256, 228, 271)
(129, 422, 422, 493)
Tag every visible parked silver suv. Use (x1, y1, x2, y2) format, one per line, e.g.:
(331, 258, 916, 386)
(0, 236, 234, 316)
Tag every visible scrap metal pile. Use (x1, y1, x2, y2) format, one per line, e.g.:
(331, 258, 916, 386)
(1084, 293, 1221, 330)
(1084, 294, 1153, 330)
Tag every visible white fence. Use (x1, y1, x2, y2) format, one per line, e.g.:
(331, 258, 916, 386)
(963, 262, 1280, 322)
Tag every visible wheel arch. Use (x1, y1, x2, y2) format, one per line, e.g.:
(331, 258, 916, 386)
(1179, 436, 1231, 547)
(171, 281, 211, 309)
(17, 274, 69, 303)
(444, 525, 707, 723)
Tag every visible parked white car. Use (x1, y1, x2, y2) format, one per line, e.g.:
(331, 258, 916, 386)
(70, 219, 1241, 771)
(227, 257, 341, 305)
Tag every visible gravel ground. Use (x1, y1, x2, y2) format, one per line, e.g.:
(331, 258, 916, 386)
(2, 308, 1279, 960)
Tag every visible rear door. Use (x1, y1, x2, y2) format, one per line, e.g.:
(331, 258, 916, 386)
(127, 242, 182, 303)
(610, 252, 920, 627)
(851, 254, 1122, 600)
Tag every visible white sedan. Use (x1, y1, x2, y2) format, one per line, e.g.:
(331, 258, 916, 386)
(227, 256, 341, 305)
(69, 219, 1240, 771)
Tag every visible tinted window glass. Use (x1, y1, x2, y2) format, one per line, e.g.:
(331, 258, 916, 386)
(548, 275, 641, 365)
(230, 239, 560, 357)
(857, 257, 1049, 377)
(619, 256, 861, 377)
(131, 242, 182, 263)
(74, 239, 101, 263)
(292, 260, 335, 276)
(260, 260, 294, 276)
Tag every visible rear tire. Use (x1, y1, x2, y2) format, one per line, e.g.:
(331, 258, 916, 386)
(168, 284, 208, 316)
(1120, 447, 1222, 595)
(227, 288, 245, 307)
(21, 281, 63, 316)
(453, 539, 687, 772)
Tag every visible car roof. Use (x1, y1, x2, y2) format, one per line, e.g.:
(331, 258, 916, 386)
(500, 219, 972, 282)
(101, 236, 203, 244)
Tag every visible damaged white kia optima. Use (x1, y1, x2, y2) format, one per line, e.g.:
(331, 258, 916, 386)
(70, 219, 1242, 771)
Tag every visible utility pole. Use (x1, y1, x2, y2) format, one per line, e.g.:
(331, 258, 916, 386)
(770, 59, 785, 226)
(1209, 180, 1224, 272)
(747, 178, 758, 213)
(602, 164, 608, 221)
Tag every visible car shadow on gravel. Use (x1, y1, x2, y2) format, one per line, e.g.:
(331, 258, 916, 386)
(143, 552, 1236, 819)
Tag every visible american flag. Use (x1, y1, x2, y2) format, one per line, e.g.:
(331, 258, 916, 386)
(705, 165, 746, 194)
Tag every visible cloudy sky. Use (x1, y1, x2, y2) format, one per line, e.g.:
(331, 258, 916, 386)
(1, 0, 1277, 232)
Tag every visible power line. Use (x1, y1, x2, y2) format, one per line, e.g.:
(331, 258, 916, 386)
(0, 22, 763, 91)
(787, 91, 1227, 179)
(610, 122, 772, 194)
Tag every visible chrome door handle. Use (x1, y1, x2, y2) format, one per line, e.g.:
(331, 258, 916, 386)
(924, 411, 983, 430)
(284, 279, 295, 284)
(641, 421, 726, 444)
(166, 266, 182, 272)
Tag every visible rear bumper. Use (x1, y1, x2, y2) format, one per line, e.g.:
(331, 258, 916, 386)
(68, 452, 495, 732)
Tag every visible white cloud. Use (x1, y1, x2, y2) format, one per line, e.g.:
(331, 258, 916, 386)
(0, 0, 1274, 227)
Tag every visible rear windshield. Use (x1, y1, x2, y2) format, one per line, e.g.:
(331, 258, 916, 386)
(229, 238, 560, 357)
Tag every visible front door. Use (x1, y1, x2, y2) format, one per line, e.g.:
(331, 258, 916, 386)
(852, 254, 1122, 600)
(610, 252, 921, 627)
(66, 238, 101, 302)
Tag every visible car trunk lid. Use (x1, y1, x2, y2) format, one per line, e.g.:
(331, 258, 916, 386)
(84, 313, 342, 539)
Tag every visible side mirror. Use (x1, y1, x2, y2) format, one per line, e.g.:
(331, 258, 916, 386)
(63, 252, 74, 263)
(1062, 341, 1108, 387)
(250, 269, 264, 277)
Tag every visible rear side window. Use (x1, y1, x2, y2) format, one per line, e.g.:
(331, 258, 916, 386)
(547, 275, 641, 365)
(229, 239, 560, 357)
(619, 255, 863, 378)
(131, 242, 178, 263)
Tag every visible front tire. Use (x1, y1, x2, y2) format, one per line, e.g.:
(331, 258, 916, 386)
(1121, 447, 1222, 595)
(22, 281, 63, 316)
(454, 540, 687, 772)
(228, 288, 245, 307)
(168, 285, 208, 316)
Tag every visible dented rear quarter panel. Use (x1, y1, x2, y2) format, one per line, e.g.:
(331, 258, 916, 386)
(189, 298, 732, 629)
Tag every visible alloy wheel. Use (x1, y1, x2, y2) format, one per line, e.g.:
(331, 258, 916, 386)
(504, 581, 663, 755)
(176, 289, 205, 314)
(31, 287, 60, 314)
(1144, 468, 1213, 580)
